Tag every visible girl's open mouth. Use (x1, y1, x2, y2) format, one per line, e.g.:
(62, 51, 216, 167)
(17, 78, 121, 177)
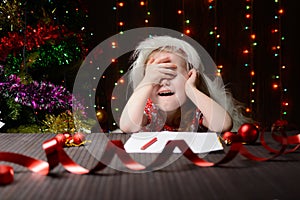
(158, 90, 175, 96)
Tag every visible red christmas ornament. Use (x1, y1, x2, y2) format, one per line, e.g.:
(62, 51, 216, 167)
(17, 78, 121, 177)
(62, 132, 73, 146)
(0, 165, 14, 185)
(73, 132, 86, 145)
(271, 119, 289, 131)
(63, 132, 72, 138)
(238, 123, 259, 144)
(221, 131, 236, 145)
(55, 133, 66, 147)
(273, 119, 288, 127)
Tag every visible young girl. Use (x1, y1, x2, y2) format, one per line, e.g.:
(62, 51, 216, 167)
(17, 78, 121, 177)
(119, 35, 250, 133)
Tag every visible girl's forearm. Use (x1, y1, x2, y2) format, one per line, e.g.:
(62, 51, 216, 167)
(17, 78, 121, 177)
(119, 83, 153, 133)
(186, 87, 233, 132)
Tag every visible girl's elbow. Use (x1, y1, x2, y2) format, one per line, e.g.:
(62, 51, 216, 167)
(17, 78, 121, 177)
(119, 123, 141, 133)
(209, 115, 232, 133)
(206, 112, 233, 132)
(221, 115, 233, 132)
(119, 124, 131, 133)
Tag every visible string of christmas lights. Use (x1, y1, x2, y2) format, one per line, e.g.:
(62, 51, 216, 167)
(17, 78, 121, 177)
(108, 1, 127, 129)
(271, 0, 287, 119)
(242, 0, 256, 117)
(174, 0, 191, 36)
(207, 0, 223, 76)
(103, 1, 152, 129)
(141, 1, 150, 26)
(183, 0, 191, 36)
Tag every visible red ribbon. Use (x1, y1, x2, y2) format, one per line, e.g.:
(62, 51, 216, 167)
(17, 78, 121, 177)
(0, 128, 299, 185)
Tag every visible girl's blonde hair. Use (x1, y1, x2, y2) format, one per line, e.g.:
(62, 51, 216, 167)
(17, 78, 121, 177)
(128, 35, 251, 131)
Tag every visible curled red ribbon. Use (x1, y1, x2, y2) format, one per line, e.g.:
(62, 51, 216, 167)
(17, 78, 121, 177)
(0, 128, 299, 185)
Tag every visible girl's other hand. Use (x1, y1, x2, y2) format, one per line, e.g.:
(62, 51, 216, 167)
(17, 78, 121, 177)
(185, 69, 197, 90)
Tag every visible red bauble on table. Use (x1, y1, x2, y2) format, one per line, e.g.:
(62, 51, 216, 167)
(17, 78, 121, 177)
(238, 123, 259, 144)
(55, 132, 86, 147)
(222, 131, 237, 145)
(73, 132, 86, 145)
(0, 165, 14, 185)
(55, 133, 67, 147)
(63, 132, 72, 139)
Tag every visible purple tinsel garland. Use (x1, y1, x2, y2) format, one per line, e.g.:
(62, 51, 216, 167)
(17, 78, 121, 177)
(0, 65, 85, 113)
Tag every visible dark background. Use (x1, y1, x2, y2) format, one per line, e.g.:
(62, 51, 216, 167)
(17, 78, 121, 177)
(86, 0, 300, 129)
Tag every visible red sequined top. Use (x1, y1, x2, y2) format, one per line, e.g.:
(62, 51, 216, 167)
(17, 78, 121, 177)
(142, 98, 206, 132)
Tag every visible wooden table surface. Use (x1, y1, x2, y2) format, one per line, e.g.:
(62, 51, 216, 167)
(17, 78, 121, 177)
(1, 132, 300, 200)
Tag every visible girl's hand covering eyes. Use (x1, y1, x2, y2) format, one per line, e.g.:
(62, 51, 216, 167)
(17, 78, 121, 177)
(141, 56, 177, 86)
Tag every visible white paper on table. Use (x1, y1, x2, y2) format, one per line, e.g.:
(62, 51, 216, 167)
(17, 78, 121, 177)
(124, 131, 223, 153)
(0, 121, 4, 129)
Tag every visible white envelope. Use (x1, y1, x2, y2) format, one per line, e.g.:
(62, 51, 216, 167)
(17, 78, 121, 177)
(124, 131, 223, 153)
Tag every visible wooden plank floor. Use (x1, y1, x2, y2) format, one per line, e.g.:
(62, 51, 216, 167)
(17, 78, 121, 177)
(1, 132, 300, 200)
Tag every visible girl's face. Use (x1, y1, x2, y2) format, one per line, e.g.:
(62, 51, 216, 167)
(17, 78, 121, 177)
(148, 51, 189, 112)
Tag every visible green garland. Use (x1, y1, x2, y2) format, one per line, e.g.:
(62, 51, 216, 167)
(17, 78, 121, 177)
(5, 39, 83, 76)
